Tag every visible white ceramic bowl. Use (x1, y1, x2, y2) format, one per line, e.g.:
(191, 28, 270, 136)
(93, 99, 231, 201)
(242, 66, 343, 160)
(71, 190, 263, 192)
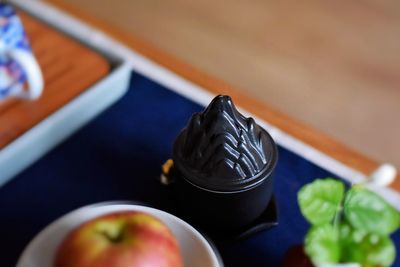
(17, 202, 223, 267)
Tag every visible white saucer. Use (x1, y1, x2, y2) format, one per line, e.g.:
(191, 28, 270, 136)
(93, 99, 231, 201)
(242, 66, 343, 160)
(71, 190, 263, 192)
(17, 202, 223, 267)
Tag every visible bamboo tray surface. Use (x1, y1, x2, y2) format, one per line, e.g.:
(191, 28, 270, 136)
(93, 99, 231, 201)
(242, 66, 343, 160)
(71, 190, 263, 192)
(0, 11, 109, 149)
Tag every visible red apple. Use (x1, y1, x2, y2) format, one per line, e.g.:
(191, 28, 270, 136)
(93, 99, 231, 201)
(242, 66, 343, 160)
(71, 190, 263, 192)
(282, 245, 313, 267)
(54, 211, 184, 267)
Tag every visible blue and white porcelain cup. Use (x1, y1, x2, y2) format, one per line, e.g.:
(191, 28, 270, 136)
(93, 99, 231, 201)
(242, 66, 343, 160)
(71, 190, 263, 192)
(0, 3, 43, 100)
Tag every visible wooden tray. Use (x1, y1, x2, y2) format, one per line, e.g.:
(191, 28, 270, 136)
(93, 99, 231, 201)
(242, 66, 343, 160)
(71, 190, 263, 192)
(0, 11, 110, 149)
(43, 0, 400, 191)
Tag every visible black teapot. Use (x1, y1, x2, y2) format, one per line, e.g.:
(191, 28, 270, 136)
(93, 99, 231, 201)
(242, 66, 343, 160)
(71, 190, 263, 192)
(165, 95, 278, 235)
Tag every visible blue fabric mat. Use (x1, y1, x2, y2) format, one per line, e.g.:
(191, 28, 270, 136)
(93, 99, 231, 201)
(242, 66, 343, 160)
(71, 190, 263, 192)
(0, 71, 399, 267)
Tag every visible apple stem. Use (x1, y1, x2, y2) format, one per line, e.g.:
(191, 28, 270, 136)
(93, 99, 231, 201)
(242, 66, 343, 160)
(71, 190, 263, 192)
(100, 228, 124, 243)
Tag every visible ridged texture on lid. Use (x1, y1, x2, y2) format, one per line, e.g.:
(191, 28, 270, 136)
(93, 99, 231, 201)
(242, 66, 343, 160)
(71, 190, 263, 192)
(173, 95, 277, 191)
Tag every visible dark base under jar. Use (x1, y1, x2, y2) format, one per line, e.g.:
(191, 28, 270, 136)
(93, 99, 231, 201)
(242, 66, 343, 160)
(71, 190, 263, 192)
(169, 167, 275, 234)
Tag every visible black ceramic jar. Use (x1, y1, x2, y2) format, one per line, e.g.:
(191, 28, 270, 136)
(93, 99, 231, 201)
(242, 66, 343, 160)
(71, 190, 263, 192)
(171, 95, 278, 234)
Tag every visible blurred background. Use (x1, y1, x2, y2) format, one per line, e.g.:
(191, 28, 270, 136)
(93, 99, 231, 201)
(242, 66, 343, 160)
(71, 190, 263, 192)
(60, 0, 400, 168)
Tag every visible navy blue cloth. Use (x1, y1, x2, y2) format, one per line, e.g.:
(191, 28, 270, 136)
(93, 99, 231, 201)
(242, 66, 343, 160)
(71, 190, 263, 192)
(0, 71, 399, 267)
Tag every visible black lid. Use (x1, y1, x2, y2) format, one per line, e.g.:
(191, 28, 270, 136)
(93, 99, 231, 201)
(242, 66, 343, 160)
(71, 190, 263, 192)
(172, 95, 278, 192)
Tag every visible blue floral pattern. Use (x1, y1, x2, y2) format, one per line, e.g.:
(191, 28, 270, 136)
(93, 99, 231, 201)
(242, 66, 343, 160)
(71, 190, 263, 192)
(0, 3, 31, 98)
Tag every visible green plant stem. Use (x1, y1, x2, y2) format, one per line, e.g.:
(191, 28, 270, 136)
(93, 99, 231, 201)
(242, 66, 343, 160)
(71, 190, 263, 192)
(333, 193, 345, 231)
(333, 207, 342, 230)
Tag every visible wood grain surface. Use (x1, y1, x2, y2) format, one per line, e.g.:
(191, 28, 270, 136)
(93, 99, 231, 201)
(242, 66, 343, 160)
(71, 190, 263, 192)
(0, 11, 109, 149)
(45, 0, 400, 191)
(55, 0, 400, 171)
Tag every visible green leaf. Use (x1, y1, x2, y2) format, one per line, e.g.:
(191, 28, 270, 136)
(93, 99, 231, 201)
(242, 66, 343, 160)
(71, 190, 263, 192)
(339, 222, 396, 267)
(364, 234, 396, 267)
(298, 178, 345, 225)
(305, 224, 340, 265)
(344, 187, 400, 235)
(339, 222, 366, 263)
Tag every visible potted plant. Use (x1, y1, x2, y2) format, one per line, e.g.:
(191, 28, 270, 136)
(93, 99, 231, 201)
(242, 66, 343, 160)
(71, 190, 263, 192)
(291, 177, 400, 267)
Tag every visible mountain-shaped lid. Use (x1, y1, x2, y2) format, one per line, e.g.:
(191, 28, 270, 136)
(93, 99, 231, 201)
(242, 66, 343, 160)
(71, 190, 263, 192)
(172, 95, 278, 192)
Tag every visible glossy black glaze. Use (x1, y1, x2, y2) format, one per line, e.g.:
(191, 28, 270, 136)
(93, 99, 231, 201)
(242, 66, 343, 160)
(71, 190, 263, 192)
(170, 166, 276, 234)
(171, 95, 278, 233)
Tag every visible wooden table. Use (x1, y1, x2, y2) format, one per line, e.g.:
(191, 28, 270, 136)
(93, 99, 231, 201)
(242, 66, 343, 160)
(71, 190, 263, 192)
(44, 0, 399, 191)
(0, 10, 109, 149)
